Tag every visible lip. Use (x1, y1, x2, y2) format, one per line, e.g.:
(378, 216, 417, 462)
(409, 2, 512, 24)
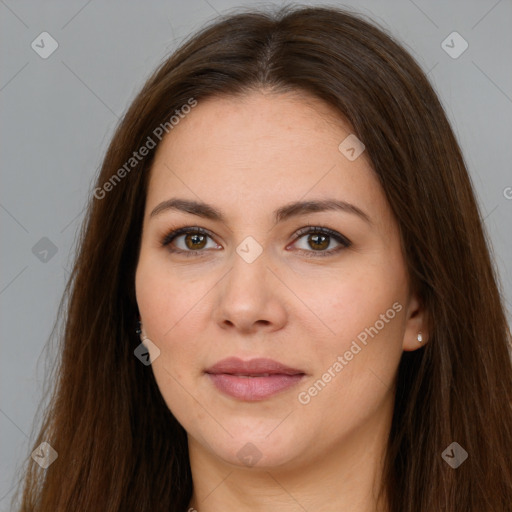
(205, 357, 306, 401)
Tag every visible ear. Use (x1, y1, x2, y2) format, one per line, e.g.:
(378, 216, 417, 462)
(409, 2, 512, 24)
(402, 290, 428, 351)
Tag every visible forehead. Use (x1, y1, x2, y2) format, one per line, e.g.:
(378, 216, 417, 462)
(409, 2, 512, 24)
(145, 90, 389, 227)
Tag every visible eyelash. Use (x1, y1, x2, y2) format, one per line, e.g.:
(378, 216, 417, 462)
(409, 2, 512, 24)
(161, 225, 352, 258)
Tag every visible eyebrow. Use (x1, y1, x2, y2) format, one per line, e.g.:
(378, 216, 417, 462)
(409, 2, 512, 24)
(149, 198, 371, 225)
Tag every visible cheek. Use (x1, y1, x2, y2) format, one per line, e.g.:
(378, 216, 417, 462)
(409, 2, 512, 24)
(135, 255, 211, 375)
(307, 262, 406, 344)
(295, 259, 406, 407)
(296, 305, 404, 443)
(136, 261, 207, 427)
(135, 253, 207, 339)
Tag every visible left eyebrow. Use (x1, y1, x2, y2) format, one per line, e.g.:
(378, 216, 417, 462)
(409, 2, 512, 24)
(274, 199, 371, 225)
(149, 198, 371, 225)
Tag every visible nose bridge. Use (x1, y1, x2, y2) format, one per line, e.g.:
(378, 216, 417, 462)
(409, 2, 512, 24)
(227, 238, 270, 297)
(213, 238, 287, 332)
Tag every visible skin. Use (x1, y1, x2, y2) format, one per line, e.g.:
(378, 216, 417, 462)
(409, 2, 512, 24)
(135, 90, 428, 511)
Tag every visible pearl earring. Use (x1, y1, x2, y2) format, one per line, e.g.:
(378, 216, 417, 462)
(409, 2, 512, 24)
(417, 332, 423, 343)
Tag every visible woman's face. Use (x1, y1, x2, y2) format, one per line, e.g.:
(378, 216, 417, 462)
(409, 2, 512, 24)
(135, 90, 425, 470)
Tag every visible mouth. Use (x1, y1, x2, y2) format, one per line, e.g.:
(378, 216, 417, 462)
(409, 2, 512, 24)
(205, 357, 306, 401)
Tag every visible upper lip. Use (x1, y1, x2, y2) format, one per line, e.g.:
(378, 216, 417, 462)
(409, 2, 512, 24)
(205, 357, 305, 376)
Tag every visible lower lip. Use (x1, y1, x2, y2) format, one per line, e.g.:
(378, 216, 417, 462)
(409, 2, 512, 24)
(207, 373, 304, 401)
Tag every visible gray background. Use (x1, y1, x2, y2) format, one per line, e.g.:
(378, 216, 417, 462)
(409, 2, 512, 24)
(1, 0, 511, 508)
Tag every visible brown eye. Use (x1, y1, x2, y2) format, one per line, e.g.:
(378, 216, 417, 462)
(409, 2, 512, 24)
(184, 233, 207, 250)
(161, 225, 350, 258)
(307, 233, 330, 251)
(162, 227, 220, 255)
(291, 226, 351, 257)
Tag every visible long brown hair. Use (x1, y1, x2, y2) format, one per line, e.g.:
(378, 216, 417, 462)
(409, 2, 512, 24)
(14, 5, 512, 511)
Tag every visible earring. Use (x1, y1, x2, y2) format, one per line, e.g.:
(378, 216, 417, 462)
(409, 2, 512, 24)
(136, 319, 142, 336)
(417, 332, 423, 343)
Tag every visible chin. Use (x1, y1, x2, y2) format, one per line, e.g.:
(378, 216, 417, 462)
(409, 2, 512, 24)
(194, 423, 306, 470)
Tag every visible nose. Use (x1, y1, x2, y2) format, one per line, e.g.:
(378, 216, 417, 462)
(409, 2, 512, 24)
(212, 249, 288, 335)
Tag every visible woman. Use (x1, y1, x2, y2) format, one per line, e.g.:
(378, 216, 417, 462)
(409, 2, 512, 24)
(15, 5, 512, 511)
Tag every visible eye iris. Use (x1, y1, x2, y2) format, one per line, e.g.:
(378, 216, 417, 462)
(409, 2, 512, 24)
(309, 233, 329, 250)
(185, 233, 207, 250)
